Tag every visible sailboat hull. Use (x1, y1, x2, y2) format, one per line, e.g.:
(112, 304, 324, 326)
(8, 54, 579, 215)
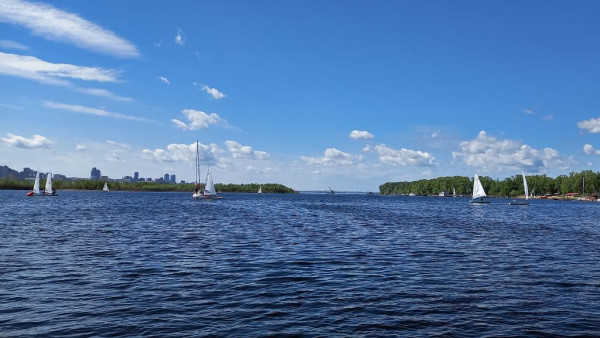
(470, 200, 490, 204)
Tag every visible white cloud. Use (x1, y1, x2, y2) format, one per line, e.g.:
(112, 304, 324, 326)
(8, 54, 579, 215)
(0, 52, 120, 85)
(157, 76, 170, 85)
(1, 133, 52, 149)
(349, 130, 374, 140)
(0, 0, 139, 58)
(578, 117, 600, 133)
(76, 88, 132, 102)
(523, 108, 535, 115)
(142, 142, 220, 163)
(0, 39, 29, 50)
(301, 148, 358, 166)
(372, 144, 436, 166)
(225, 140, 270, 160)
(583, 144, 600, 155)
(76, 144, 86, 151)
(452, 130, 567, 171)
(542, 114, 554, 121)
(44, 101, 153, 123)
(175, 28, 185, 46)
(172, 109, 224, 130)
(201, 85, 226, 99)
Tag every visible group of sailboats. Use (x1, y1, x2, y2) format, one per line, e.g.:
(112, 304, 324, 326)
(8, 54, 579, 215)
(470, 171, 530, 205)
(26, 172, 57, 196)
(192, 140, 222, 199)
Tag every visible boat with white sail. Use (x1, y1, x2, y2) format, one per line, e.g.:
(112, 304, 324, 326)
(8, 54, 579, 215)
(258, 185, 263, 194)
(192, 140, 222, 199)
(103, 182, 110, 192)
(509, 171, 530, 205)
(44, 172, 57, 196)
(470, 174, 489, 203)
(26, 172, 42, 196)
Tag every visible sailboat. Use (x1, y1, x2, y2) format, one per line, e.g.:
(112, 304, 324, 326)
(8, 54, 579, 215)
(192, 139, 222, 200)
(258, 185, 263, 194)
(509, 171, 530, 205)
(26, 172, 42, 196)
(470, 174, 489, 203)
(453, 187, 457, 197)
(103, 182, 110, 192)
(44, 172, 57, 196)
(328, 186, 335, 194)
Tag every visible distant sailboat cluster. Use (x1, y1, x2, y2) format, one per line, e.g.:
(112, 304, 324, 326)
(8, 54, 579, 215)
(26, 172, 57, 196)
(470, 171, 531, 205)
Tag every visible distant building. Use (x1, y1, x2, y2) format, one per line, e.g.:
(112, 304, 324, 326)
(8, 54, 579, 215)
(20, 167, 37, 180)
(170, 174, 176, 183)
(164, 173, 170, 182)
(0, 165, 18, 179)
(146, 177, 152, 182)
(91, 167, 101, 180)
(134, 172, 139, 180)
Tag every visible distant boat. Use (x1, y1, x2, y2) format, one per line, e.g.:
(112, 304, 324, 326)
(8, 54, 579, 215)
(453, 187, 457, 197)
(258, 185, 263, 194)
(44, 172, 57, 196)
(103, 182, 110, 192)
(192, 140, 222, 199)
(328, 186, 335, 194)
(509, 171, 530, 205)
(408, 193, 416, 196)
(439, 191, 450, 197)
(470, 174, 489, 203)
(26, 172, 42, 196)
(200, 167, 222, 199)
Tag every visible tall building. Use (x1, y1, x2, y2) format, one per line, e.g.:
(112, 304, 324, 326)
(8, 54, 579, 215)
(164, 173, 170, 182)
(170, 174, 176, 183)
(91, 167, 101, 180)
(134, 172, 139, 181)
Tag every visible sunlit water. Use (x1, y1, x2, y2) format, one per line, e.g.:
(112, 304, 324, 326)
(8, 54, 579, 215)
(1, 190, 600, 336)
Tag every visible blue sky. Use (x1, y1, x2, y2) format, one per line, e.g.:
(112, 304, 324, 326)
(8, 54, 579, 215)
(1, 0, 600, 191)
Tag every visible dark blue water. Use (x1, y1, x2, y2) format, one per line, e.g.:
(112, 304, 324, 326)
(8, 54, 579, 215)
(1, 190, 600, 336)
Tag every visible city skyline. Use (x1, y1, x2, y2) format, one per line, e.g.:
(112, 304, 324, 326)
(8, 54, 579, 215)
(1, 0, 600, 191)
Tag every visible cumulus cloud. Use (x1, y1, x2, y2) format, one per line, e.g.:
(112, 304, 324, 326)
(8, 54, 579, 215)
(157, 76, 170, 85)
(0, 52, 120, 85)
(1, 133, 52, 149)
(142, 142, 220, 163)
(172, 109, 224, 130)
(452, 130, 568, 171)
(201, 85, 226, 99)
(225, 140, 270, 160)
(583, 144, 600, 155)
(372, 144, 436, 166)
(301, 148, 358, 166)
(349, 130, 374, 140)
(175, 28, 185, 46)
(44, 101, 153, 123)
(0, 39, 29, 50)
(0, 0, 138, 58)
(578, 117, 600, 133)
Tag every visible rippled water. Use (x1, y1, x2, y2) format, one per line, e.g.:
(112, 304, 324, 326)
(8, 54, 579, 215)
(1, 190, 600, 336)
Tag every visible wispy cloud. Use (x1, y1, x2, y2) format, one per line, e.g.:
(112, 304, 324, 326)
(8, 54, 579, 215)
(583, 144, 600, 155)
(76, 88, 132, 102)
(0, 0, 139, 58)
(157, 76, 170, 85)
(225, 141, 270, 160)
(371, 144, 436, 166)
(349, 130, 374, 140)
(172, 109, 225, 130)
(1, 132, 52, 149)
(452, 130, 568, 171)
(0, 52, 121, 85)
(175, 28, 185, 46)
(301, 148, 358, 166)
(542, 114, 554, 121)
(578, 117, 600, 133)
(523, 108, 535, 115)
(44, 101, 153, 123)
(0, 39, 29, 50)
(199, 84, 226, 99)
(142, 142, 220, 163)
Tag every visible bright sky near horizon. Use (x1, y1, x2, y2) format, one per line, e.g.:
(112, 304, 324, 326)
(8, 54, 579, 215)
(1, 0, 600, 191)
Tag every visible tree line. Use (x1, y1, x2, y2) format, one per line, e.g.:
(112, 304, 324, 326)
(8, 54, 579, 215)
(379, 170, 600, 197)
(0, 178, 296, 193)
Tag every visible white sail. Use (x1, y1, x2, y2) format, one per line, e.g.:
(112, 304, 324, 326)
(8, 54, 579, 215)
(44, 172, 53, 194)
(203, 172, 216, 196)
(522, 171, 529, 200)
(258, 185, 262, 194)
(33, 172, 41, 195)
(103, 182, 109, 192)
(472, 174, 486, 199)
(453, 187, 456, 196)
